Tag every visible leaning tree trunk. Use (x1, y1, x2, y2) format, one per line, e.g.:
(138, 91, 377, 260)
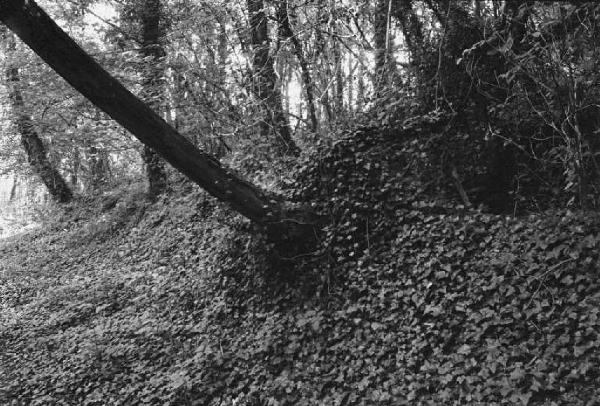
(0, 0, 320, 246)
(247, 0, 300, 156)
(2, 29, 72, 203)
(140, 0, 168, 199)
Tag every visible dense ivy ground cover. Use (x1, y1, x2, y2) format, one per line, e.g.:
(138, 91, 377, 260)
(1, 126, 600, 405)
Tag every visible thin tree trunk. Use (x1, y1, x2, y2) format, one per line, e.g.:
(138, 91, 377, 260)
(70, 147, 79, 188)
(276, 0, 318, 133)
(2, 29, 72, 203)
(88, 144, 109, 189)
(492, 0, 500, 19)
(140, 0, 168, 199)
(474, 0, 481, 19)
(9, 176, 18, 202)
(374, 0, 389, 96)
(0, 0, 320, 242)
(347, 58, 354, 112)
(321, 82, 333, 123)
(423, 0, 450, 26)
(357, 49, 366, 111)
(314, 3, 333, 123)
(247, 0, 300, 156)
(393, 0, 425, 64)
(333, 34, 344, 116)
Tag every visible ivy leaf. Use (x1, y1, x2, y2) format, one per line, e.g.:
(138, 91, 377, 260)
(456, 344, 471, 355)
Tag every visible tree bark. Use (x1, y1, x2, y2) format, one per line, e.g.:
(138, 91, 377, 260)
(140, 0, 168, 199)
(70, 147, 80, 188)
(314, 2, 333, 123)
(247, 0, 300, 156)
(393, 0, 424, 64)
(374, 0, 391, 96)
(333, 34, 344, 116)
(0, 0, 320, 241)
(276, 0, 318, 133)
(87, 143, 109, 189)
(423, 0, 450, 27)
(9, 176, 18, 202)
(2, 29, 72, 203)
(357, 49, 366, 110)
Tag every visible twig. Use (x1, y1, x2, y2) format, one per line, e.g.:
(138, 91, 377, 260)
(525, 258, 574, 310)
(450, 164, 471, 208)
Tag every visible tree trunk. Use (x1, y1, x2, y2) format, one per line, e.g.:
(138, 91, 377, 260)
(70, 147, 80, 189)
(423, 0, 450, 27)
(87, 143, 109, 189)
(276, 0, 318, 133)
(333, 35, 344, 116)
(393, 0, 425, 64)
(140, 0, 168, 199)
(2, 29, 72, 203)
(357, 49, 366, 110)
(474, 0, 481, 19)
(9, 176, 18, 202)
(374, 0, 393, 96)
(0, 0, 321, 243)
(347, 57, 354, 112)
(247, 0, 300, 156)
(314, 3, 333, 123)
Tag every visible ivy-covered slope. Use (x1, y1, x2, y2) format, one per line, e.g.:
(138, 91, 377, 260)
(1, 125, 600, 405)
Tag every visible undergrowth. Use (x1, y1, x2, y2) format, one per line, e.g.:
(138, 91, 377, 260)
(1, 122, 600, 405)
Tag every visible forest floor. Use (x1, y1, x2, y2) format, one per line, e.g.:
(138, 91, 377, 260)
(1, 128, 600, 405)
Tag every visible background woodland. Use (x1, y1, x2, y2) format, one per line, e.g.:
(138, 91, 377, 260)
(2, 1, 600, 216)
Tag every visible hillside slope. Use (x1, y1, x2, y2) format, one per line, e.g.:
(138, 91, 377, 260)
(1, 127, 600, 405)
